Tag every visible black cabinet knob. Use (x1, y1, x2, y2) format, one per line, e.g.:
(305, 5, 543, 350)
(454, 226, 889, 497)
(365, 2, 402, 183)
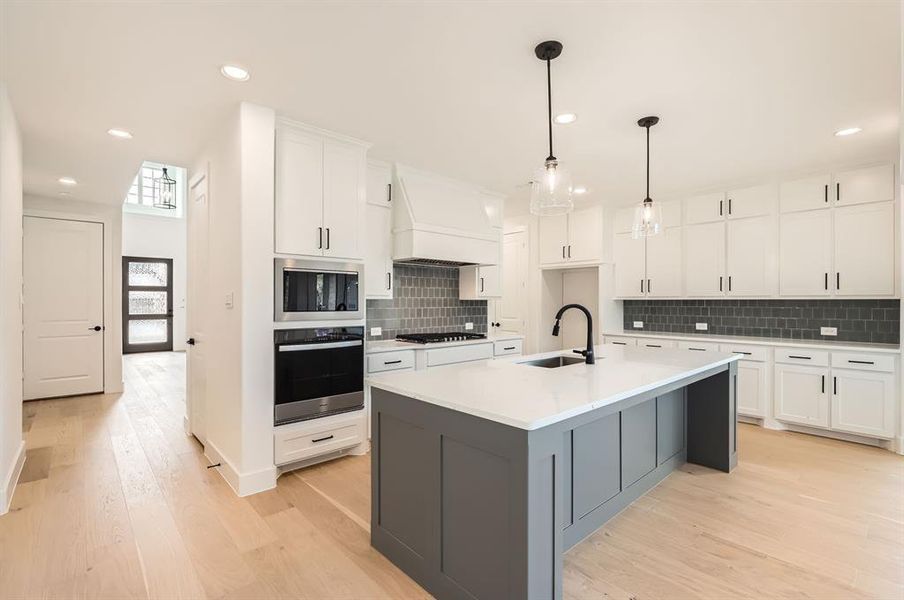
(186, 338, 196, 346)
(89, 325, 102, 331)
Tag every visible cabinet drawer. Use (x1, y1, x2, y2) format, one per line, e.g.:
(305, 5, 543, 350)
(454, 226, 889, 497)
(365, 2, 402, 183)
(830, 352, 895, 373)
(426, 342, 493, 367)
(775, 348, 829, 366)
(367, 350, 415, 373)
(638, 338, 678, 349)
(274, 413, 365, 466)
(493, 339, 523, 357)
(718, 343, 768, 362)
(605, 335, 637, 347)
(677, 340, 721, 353)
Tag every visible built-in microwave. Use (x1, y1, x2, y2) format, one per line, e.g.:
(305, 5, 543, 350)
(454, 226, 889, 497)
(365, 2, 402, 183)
(274, 258, 363, 322)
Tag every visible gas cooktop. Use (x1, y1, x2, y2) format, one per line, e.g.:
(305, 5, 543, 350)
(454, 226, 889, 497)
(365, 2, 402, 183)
(395, 332, 486, 344)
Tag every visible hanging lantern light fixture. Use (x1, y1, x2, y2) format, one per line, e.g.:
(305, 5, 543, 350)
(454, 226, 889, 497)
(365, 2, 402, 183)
(632, 116, 662, 238)
(153, 167, 177, 210)
(529, 40, 573, 216)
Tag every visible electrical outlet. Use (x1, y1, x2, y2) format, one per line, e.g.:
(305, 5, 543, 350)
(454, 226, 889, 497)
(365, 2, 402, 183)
(633, 321, 643, 329)
(465, 322, 474, 330)
(370, 327, 382, 337)
(820, 326, 838, 336)
(695, 322, 708, 331)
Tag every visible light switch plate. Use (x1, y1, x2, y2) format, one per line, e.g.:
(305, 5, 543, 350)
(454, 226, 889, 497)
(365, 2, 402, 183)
(633, 321, 643, 329)
(695, 322, 708, 331)
(370, 327, 382, 337)
(820, 326, 838, 336)
(465, 322, 474, 330)
(224, 292, 234, 309)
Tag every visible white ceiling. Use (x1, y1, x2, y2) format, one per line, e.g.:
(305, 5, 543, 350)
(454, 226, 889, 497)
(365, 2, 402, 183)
(1, 1, 900, 212)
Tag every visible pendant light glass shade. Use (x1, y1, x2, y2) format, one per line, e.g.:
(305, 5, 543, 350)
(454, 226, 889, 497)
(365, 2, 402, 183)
(631, 116, 661, 238)
(530, 159, 573, 216)
(153, 167, 177, 210)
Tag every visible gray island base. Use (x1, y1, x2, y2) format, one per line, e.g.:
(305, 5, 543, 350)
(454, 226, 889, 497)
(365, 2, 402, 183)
(370, 360, 738, 600)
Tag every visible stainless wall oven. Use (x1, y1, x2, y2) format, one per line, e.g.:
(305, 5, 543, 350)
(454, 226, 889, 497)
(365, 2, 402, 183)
(274, 327, 364, 426)
(275, 258, 363, 322)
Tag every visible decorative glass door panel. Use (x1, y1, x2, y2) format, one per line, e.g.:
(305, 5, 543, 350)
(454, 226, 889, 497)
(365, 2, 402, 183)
(122, 256, 173, 353)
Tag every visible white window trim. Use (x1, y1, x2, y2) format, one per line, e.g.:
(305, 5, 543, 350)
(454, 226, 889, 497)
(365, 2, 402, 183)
(123, 161, 186, 218)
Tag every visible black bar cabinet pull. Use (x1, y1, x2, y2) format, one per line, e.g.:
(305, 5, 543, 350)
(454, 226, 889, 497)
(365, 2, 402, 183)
(719, 276, 723, 292)
(325, 228, 330, 250)
(562, 246, 566, 259)
(387, 272, 392, 290)
(836, 272, 840, 290)
(384, 360, 402, 365)
(848, 360, 875, 365)
(821, 375, 825, 393)
(318, 227, 323, 249)
(735, 351, 752, 355)
(503, 346, 516, 351)
(833, 376, 837, 395)
(312, 435, 334, 443)
(719, 200, 723, 216)
(836, 182, 840, 202)
(788, 355, 811, 360)
(387, 183, 392, 202)
(641, 279, 644, 293)
(688, 348, 706, 352)
(824, 273, 828, 290)
(647, 279, 651, 294)
(824, 184, 828, 203)
(728, 198, 732, 215)
(728, 276, 732, 292)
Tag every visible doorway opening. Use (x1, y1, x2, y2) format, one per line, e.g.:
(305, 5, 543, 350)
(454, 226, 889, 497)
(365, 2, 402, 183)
(122, 256, 174, 353)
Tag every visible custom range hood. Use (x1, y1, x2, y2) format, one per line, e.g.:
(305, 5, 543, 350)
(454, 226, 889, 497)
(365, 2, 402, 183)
(392, 164, 503, 266)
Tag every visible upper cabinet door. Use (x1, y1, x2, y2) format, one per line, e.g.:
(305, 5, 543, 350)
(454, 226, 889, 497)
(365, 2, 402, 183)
(726, 184, 776, 219)
(726, 216, 773, 296)
(567, 205, 603, 262)
(478, 265, 501, 297)
(364, 203, 392, 299)
(833, 202, 895, 296)
(366, 161, 393, 207)
(274, 129, 324, 256)
(684, 222, 725, 296)
(538, 214, 569, 265)
(645, 227, 682, 297)
(322, 139, 365, 260)
(684, 192, 725, 224)
(780, 174, 831, 213)
(613, 232, 646, 298)
(779, 210, 832, 296)
(834, 164, 894, 206)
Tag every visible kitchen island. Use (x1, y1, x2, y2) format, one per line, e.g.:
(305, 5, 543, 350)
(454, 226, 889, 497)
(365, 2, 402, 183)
(368, 344, 740, 600)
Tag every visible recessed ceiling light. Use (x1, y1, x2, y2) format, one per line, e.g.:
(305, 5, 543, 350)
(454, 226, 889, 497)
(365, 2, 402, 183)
(58, 176, 78, 186)
(572, 186, 587, 194)
(554, 113, 577, 124)
(220, 64, 250, 82)
(834, 127, 862, 137)
(107, 128, 133, 139)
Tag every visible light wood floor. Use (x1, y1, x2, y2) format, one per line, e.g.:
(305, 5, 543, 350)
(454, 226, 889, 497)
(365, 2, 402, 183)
(1, 352, 902, 599)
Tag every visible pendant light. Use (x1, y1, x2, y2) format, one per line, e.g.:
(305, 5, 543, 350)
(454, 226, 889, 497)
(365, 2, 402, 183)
(153, 167, 177, 210)
(632, 116, 662, 238)
(530, 40, 573, 216)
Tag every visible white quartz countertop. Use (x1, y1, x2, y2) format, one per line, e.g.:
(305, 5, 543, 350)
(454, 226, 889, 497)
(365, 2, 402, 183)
(367, 344, 739, 430)
(606, 330, 900, 354)
(365, 331, 524, 354)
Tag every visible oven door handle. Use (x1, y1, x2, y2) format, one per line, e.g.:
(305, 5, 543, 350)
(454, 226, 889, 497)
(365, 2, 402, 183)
(278, 341, 363, 352)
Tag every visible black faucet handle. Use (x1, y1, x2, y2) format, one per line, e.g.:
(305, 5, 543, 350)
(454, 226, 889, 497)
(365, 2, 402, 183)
(573, 349, 587, 356)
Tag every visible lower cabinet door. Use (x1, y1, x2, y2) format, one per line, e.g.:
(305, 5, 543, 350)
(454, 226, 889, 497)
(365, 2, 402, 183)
(621, 400, 657, 488)
(569, 413, 621, 523)
(831, 369, 896, 439)
(736, 360, 766, 417)
(774, 364, 829, 428)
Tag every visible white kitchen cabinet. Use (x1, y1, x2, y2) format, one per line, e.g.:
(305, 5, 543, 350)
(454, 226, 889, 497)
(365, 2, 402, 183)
(539, 214, 569, 264)
(539, 206, 602, 265)
(322, 139, 365, 259)
(637, 338, 678, 349)
(275, 128, 324, 256)
(736, 360, 767, 417)
(684, 192, 725, 224)
(726, 215, 773, 296)
(780, 173, 831, 213)
(365, 203, 393, 298)
(779, 210, 832, 296)
(366, 160, 393, 207)
(726, 184, 777, 219)
(677, 340, 721, 352)
(605, 335, 637, 346)
(684, 221, 725, 296)
(459, 265, 501, 299)
(834, 164, 894, 206)
(645, 226, 682, 297)
(831, 369, 896, 439)
(613, 232, 646, 298)
(774, 363, 829, 429)
(833, 202, 895, 296)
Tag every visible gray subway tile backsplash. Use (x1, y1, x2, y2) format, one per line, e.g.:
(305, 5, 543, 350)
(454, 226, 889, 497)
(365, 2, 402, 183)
(623, 299, 899, 344)
(366, 264, 487, 340)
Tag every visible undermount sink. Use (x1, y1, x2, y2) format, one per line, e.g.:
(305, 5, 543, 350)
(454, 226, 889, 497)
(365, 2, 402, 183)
(519, 355, 586, 369)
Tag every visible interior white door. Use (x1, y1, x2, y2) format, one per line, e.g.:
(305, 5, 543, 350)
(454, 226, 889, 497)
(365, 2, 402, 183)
(187, 169, 210, 444)
(274, 128, 324, 256)
(736, 361, 765, 417)
(645, 226, 682, 297)
(779, 210, 832, 296)
(833, 202, 895, 296)
(727, 216, 772, 296)
(773, 364, 829, 428)
(498, 230, 527, 334)
(684, 222, 725, 296)
(566, 205, 603, 262)
(23, 217, 104, 400)
(538, 214, 568, 265)
(322, 139, 364, 260)
(831, 369, 895, 439)
(613, 232, 646, 298)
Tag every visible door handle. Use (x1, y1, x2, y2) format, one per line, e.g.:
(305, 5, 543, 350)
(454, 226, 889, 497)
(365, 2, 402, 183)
(318, 227, 323, 249)
(325, 228, 330, 250)
(186, 338, 196, 346)
(89, 325, 102, 331)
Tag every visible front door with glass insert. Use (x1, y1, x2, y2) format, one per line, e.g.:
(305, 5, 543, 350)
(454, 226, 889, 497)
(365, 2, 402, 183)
(122, 256, 174, 353)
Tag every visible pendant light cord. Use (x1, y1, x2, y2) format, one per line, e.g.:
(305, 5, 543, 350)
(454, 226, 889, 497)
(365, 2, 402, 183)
(546, 59, 554, 161)
(645, 125, 650, 201)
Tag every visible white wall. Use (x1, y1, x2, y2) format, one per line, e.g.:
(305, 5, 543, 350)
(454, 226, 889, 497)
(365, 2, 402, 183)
(23, 195, 124, 396)
(122, 212, 187, 351)
(0, 84, 25, 515)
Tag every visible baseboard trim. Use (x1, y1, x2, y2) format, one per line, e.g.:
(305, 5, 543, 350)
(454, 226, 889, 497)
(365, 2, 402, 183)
(1, 441, 26, 515)
(783, 423, 885, 448)
(203, 440, 277, 497)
